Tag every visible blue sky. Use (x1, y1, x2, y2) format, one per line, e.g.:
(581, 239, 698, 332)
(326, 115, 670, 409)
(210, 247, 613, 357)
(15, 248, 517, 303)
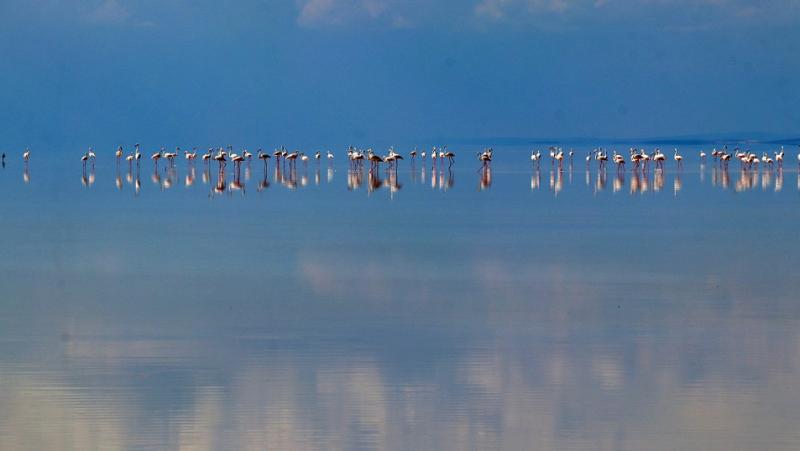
(1, 0, 798, 149)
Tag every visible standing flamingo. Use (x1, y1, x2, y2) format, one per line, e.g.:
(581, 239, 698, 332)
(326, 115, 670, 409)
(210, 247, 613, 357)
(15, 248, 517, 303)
(673, 148, 683, 169)
(653, 148, 666, 170)
(134, 144, 142, 166)
(151, 149, 162, 169)
(257, 149, 271, 171)
(213, 148, 227, 170)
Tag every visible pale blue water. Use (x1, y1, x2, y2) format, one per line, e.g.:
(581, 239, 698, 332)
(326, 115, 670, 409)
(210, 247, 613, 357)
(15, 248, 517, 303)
(1, 144, 799, 450)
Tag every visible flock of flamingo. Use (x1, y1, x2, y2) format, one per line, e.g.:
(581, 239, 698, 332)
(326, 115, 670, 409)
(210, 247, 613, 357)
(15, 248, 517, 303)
(3, 144, 798, 194)
(531, 145, 798, 172)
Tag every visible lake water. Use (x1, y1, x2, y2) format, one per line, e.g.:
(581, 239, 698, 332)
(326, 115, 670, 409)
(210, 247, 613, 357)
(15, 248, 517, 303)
(1, 144, 799, 450)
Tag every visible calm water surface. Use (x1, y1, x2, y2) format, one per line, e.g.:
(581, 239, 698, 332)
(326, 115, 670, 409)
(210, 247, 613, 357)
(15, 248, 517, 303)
(1, 144, 799, 450)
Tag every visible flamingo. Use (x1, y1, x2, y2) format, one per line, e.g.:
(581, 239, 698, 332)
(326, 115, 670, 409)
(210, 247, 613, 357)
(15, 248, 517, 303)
(653, 148, 666, 170)
(151, 150, 162, 168)
(202, 148, 213, 163)
(87, 147, 96, 169)
(125, 153, 135, 171)
(762, 152, 774, 170)
(639, 149, 651, 172)
(630, 149, 643, 171)
(257, 149, 271, 170)
(386, 148, 403, 171)
(134, 144, 142, 166)
(478, 149, 492, 169)
(115, 145, 123, 164)
(23, 148, 31, 163)
(285, 150, 300, 169)
(673, 148, 683, 169)
(775, 147, 784, 169)
(613, 151, 625, 172)
(532, 150, 541, 169)
(163, 147, 178, 166)
(410, 147, 418, 163)
(213, 148, 227, 170)
(273, 147, 284, 166)
(185, 147, 198, 161)
(300, 153, 310, 169)
(367, 149, 384, 171)
(231, 152, 245, 172)
(327, 150, 334, 162)
(184, 148, 196, 164)
(442, 148, 455, 168)
(554, 148, 564, 172)
(699, 150, 706, 161)
(81, 152, 89, 170)
(596, 149, 609, 170)
(351, 149, 365, 169)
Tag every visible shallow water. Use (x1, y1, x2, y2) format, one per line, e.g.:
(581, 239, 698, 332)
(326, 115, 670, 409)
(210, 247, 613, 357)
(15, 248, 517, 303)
(1, 144, 800, 450)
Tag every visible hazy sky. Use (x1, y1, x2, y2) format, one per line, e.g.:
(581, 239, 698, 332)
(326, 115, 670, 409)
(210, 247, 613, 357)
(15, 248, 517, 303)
(1, 0, 798, 149)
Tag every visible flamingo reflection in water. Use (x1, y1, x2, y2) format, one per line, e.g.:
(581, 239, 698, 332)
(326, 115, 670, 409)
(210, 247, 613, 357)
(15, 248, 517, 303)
(531, 169, 541, 191)
(162, 166, 176, 190)
(438, 169, 454, 191)
(347, 167, 363, 191)
(81, 166, 95, 188)
(282, 165, 298, 190)
(384, 170, 402, 199)
(185, 166, 196, 187)
(629, 171, 640, 194)
(612, 171, 625, 193)
(673, 174, 682, 196)
(229, 171, 244, 195)
(258, 167, 270, 192)
(479, 166, 492, 191)
(736, 169, 758, 192)
(761, 170, 772, 191)
(213, 169, 226, 196)
(550, 170, 563, 196)
(594, 169, 607, 194)
(368, 169, 382, 194)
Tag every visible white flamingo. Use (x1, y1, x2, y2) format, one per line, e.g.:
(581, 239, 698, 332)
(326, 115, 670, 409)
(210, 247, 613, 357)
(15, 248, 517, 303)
(653, 148, 666, 170)
(775, 147, 784, 169)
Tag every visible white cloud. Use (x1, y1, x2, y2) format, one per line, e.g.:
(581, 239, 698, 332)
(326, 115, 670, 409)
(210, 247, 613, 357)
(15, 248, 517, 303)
(85, 0, 129, 24)
(297, 0, 390, 27)
(472, 0, 800, 28)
